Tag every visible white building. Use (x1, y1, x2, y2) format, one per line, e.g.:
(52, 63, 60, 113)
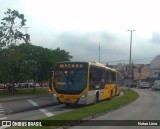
(150, 55, 160, 79)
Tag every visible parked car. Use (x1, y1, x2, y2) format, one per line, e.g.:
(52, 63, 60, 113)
(125, 82, 137, 88)
(36, 83, 40, 87)
(139, 82, 150, 88)
(130, 83, 137, 88)
(151, 80, 160, 91)
(0, 84, 6, 89)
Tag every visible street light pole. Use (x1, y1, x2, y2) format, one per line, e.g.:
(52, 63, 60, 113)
(127, 30, 136, 89)
(23, 26, 30, 34)
(99, 45, 100, 63)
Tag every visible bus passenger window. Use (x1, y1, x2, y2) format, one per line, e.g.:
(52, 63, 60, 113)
(89, 66, 106, 90)
(105, 70, 111, 84)
(89, 69, 96, 90)
(111, 71, 116, 83)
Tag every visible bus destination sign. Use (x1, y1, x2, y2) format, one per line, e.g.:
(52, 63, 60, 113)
(59, 63, 84, 69)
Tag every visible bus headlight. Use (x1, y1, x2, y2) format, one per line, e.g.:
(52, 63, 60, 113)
(81, 93, 87, 98)
(54, 93, 57, 97)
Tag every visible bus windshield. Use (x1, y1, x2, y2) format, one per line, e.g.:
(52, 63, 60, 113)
(54, 63, 88, 94)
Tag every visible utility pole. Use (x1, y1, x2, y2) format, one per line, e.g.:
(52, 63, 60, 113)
(23, 26, 30, 43)
(99, 45, 100, 63)
(23, 27, 29, 34)
(127, 30, 136, 89)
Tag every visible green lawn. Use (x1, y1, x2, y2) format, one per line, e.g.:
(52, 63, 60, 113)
(0, 87, 48, 98)
(9, 89, 139, 129)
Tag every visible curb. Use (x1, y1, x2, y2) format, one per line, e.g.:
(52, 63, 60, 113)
(56, 90, 138, 129)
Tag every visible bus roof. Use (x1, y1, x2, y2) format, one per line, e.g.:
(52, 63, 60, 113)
(55, 61, 117, 72)
(89, 61, 117, 72)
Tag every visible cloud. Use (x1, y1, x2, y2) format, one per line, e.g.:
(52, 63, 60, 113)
(151, 32, 160, 44)
(51, 31, 130, 63)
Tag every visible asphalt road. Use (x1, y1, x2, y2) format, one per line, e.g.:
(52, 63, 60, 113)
(2, 96, 55, 114)
(70, 88, 160, 129)
(1, 88, 160, 129)
(0, 94, 75, 120)
(1, 104, 73, 120)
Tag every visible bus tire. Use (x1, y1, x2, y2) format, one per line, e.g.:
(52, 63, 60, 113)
(116, 92, 120, 96)
(94, 92, 99, 104)
(116, 90, 120, 96)
(109, 90, 113, 100)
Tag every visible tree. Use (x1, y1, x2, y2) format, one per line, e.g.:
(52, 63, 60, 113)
(0, 9, 30, 48)
(0, 43, 73, 90)
(53, 48, 73, 62)
(0, 45, 26, 93)
(18, 44, 72, 82)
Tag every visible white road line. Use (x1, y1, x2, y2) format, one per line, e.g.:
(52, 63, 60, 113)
(27, 99, 54, 117)
(0, 104, 3, 108)
(0, 103, 5, 118)
(0, 117, 7, 120)
(27, 99, 39, 106)
(0, 110, 4, 113)
(39, 108, 54, 117)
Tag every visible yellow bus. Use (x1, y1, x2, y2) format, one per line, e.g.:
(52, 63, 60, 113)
(48, 61, 120, 105)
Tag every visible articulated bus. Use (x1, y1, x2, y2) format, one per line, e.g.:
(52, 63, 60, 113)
(48, 61, 120, 106)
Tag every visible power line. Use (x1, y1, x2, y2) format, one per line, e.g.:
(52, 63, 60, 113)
(133, 57, 155, 61)
(107, 57, 155, 64)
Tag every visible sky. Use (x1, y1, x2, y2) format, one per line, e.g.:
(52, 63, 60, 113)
(1, 0, 160, 65)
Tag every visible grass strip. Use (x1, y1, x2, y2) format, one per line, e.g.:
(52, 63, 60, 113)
(9, 89, 139, 129)
(0, 87, 48, 98)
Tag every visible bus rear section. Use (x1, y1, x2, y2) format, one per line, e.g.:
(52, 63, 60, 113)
(88, 63, 120, 102)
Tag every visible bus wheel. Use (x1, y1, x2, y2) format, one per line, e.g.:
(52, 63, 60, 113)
(116, 91, 120, 96)
(116, 92, 120, 96)
(94, 92, 99, 104)
(109, 90, 113, 100)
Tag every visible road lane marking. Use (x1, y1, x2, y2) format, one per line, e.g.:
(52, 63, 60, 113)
(0, 109, 5, 113)
(0, 117, 7, 120)
(0, 104, 3, 108)
(39, 108, 54, 117)
(27, 99, 39, 106)
(0, 103, 6, 119)
(0, 103, 4, 111)
(27, 99, 54, 117)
